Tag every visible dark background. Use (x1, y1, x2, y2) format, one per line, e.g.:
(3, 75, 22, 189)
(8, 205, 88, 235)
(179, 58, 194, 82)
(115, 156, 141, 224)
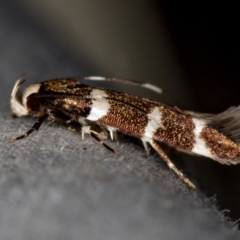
(1, 1, 240, 239)
(160, 1, 240, 112)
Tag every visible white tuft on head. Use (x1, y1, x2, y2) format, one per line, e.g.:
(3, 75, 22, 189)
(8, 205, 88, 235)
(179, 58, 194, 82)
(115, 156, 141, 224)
(10, 74, 40, 117)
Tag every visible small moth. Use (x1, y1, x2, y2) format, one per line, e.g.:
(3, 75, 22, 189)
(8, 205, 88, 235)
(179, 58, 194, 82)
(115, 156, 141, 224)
(10, 74, 240, 188)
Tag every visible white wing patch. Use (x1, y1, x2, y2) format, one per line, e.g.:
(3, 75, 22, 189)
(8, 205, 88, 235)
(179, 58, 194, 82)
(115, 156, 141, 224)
(87, 89, 110, 121)
(143, 107, 165, 139)
(192, 118, 215, 159)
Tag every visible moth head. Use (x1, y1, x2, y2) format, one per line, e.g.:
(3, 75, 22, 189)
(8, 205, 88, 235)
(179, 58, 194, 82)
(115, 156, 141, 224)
(10, 74, 42, 117)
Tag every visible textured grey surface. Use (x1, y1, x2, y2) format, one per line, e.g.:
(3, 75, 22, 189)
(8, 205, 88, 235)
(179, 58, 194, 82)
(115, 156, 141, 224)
(0, 2, 239, 240)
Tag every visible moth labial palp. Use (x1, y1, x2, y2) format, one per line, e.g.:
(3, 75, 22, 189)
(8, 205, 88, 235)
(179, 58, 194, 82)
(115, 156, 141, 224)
(10, 74, 240, 189)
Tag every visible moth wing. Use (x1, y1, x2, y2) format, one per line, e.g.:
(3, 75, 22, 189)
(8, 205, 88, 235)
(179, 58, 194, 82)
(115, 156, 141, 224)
(208, 106, 240, 143)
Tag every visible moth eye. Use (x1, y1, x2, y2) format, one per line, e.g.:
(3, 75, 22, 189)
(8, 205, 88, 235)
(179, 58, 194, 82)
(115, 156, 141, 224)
(27, 95, 40, 112)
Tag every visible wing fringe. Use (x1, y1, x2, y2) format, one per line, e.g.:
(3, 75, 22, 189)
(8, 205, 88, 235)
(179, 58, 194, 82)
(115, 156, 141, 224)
(208, 106, 240, 143)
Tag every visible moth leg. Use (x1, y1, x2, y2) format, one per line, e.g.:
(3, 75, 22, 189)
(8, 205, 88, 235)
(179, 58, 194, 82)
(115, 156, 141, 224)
(107, 127, 118, 141)
(90, 131, 117, 154)
(10, 113, 49, 142)
(82, 124, 108, 140)
(141, 139, 151, 156)
(149, 139, 196, 188)
(51, 113, 112, 152)
(79, 123, 115, 153)
(109, 129, 114, 140)
(81, 126, 92, 139)
(112, 131, 118, 142)
(49, 111, 82, 132)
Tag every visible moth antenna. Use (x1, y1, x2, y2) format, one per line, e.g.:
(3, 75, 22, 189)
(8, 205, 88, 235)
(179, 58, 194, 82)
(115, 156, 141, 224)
(90, 131, 117, 153)
(208, 106, 240, 143)
(79, 76, 162, 94)
(9, 114, 49, 142)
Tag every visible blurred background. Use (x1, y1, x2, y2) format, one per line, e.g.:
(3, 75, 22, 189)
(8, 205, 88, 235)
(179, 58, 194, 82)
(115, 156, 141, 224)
(2, 0, 240, 226)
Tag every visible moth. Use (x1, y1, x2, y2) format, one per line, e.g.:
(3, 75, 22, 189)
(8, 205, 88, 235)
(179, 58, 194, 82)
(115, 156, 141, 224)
(10, 74, 240, 188)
